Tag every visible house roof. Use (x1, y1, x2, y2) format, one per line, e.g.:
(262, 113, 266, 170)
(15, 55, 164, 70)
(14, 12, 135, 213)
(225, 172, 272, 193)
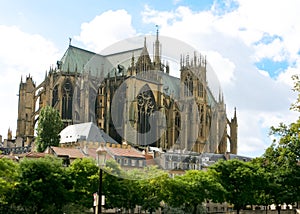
(59, 122, 118, 144)
(50, 146, 86, 159)
(18, 152, 46, 158)
(107, 147, 145, 159)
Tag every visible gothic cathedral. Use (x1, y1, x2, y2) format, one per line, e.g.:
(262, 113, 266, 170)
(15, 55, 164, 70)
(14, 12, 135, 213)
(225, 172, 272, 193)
(16, 32, 238, 154)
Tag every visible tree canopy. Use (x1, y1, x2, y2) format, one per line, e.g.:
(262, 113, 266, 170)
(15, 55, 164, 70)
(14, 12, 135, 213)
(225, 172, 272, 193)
(0, 158, 18, 211)
(11, 156, 70, 213)
(209, 159, 261, 214)
(35, 106, 64, 152)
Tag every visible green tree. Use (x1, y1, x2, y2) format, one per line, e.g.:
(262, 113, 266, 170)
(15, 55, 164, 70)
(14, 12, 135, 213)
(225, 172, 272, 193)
(290, 74, 300, 111)
(250, 157, 273, 212)
(163, 170, 223, 214)
(35, 106, 63, 152)
(102, 160, 125, 210)
(103, 161, 169, 214)
(255, 74, 300, 213)
(138, 168, 169, 214)
(210, 159, 259, 214)
(264, 118, 300, 211)
(12, 156, 70, 213)
(0, 158, 19, 213)
(67, 158, 99, 210)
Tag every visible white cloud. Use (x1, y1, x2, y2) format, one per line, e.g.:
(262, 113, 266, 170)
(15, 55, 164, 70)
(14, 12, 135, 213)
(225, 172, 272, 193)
(254, 38, 288, 62)
(203, 51, 236, 86)
(142, 5, 180, 28)
(211, 0, 300, 65)
(0, 25, 60, 138)
(75, 10, 136, 53)
(235, 109, 298, 157)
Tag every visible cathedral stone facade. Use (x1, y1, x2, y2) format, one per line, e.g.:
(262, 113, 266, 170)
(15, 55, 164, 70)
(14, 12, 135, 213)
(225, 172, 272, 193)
(16, 33, 238, 154)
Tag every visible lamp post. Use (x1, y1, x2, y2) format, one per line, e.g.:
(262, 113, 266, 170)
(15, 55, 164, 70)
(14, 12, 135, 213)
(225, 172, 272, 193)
(96, 143, 107, 214)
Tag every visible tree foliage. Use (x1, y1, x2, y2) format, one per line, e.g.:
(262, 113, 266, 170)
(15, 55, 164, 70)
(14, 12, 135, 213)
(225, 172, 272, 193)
(256, 74, 300, 212)
(35, 106, 64, 152)
(66, 158, 99, 209)
(290, 74, 300, 111)
(209, 159, 261, 214)
(264, 118, 300, 209)
(0, 158, 18, 211)
(11, 156, 70, 213)
(162, 170, 224, 214)
(138, 169, 170, 213)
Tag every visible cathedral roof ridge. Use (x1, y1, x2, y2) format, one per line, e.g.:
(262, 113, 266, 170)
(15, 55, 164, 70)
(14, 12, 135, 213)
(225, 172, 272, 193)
(103, 46, 143, 57)
(67, 44, 98, 55)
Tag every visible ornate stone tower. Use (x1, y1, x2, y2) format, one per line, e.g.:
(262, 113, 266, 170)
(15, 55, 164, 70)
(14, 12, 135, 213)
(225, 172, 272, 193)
(16, 75, 36, 145)
(179, 53, 211, 153)
(228, 108, 238, 154)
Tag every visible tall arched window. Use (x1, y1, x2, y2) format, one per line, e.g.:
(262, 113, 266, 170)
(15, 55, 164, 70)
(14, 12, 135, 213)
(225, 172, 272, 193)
(184, 74, 193, 96)
(52, 85, 58, 107)
(137, 84, 156, 145)
(175, 111, 181, 142)
(198, 82, 204, 98)
(198, 105, 204, 137)
(62, 79, 73, 120)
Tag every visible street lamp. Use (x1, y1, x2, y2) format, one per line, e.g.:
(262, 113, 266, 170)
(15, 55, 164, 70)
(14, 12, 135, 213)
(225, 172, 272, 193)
(96, 143, 107, 214)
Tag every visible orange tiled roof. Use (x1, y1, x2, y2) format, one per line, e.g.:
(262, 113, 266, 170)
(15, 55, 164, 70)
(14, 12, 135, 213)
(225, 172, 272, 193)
(107, 147, 145, 159)
(51, 147, 86, 159)
(19, 152, 46, 158)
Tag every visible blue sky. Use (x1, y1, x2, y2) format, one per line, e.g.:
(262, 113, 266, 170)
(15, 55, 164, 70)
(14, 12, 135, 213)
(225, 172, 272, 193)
(0, 0, 299, 157)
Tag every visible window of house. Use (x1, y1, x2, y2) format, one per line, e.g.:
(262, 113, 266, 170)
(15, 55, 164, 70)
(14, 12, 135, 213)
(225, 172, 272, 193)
(139, 160, 144, 167)
(174, 162, 178, 169)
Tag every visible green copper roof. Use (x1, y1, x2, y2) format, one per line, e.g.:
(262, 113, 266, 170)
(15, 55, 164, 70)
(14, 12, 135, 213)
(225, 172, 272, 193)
(159, 72, 180, 98)
(207, 88, 217, 107)
(60, 45, 98, 74)
(59, 45, 143, 77)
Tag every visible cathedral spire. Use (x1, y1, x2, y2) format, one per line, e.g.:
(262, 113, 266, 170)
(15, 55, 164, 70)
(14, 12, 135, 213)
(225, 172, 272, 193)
(130, 52, 135, 76)
(154, 25, 161, 70)
(234, 107, 237, 119)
